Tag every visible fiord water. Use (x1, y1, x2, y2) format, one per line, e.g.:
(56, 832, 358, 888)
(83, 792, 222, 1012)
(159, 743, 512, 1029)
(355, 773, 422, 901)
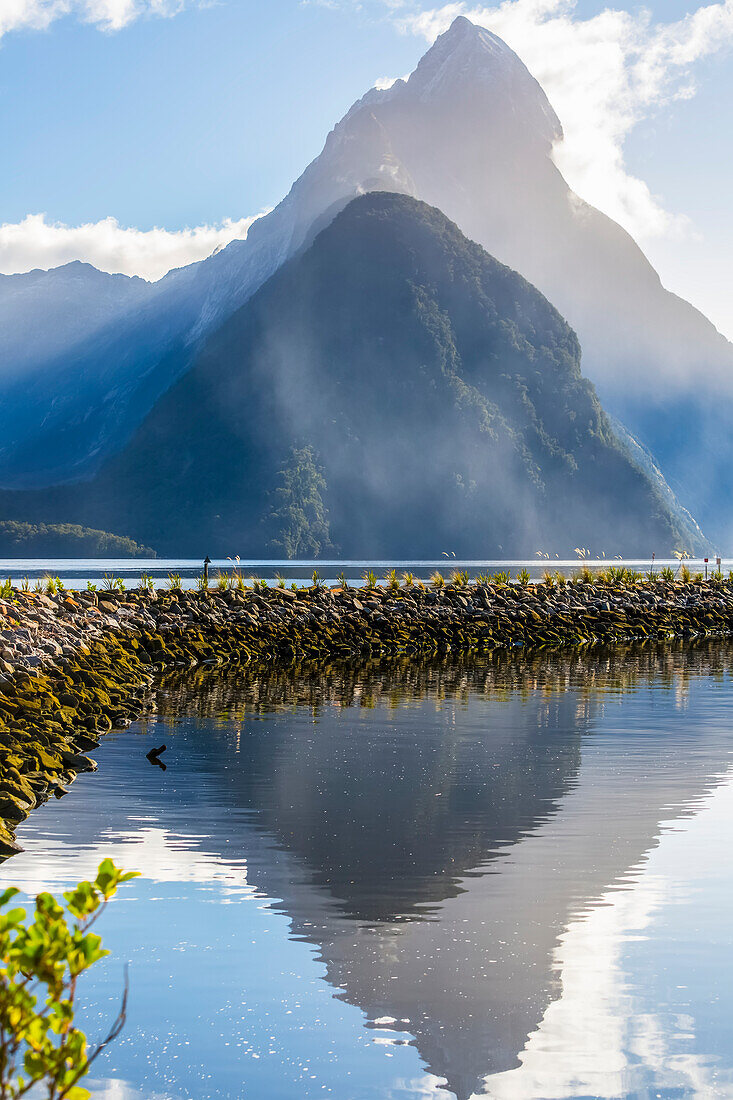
(2, 641, 733, 1099)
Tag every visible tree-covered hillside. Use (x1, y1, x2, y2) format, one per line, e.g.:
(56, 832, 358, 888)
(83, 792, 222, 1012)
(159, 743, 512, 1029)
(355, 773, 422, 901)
(2, 193, 698, 558)
(0, 522, 155, 558)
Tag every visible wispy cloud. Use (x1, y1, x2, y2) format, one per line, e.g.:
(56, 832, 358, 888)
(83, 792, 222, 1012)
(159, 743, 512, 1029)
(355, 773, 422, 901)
(396, 0, 733, 242)
(0, 212, 266, 281)
(373, 70, 410, 89)
(0, 0, 197, 39)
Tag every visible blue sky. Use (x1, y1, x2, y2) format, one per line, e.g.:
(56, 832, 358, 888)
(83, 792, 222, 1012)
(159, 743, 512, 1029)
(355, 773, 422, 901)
(1, 0, 732, 337)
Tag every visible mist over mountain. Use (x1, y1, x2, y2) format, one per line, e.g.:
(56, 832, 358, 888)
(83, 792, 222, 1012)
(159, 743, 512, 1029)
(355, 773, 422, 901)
(0, 18, 727, 529)
(7, 194, 696, 558)
(0, 16, 729, 543)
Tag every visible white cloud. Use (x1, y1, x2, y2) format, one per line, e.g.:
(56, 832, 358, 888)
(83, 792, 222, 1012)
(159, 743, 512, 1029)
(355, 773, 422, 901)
(0, 212, 266, 281)
(397, 0, 733, 243)
(0, 0, 196, 39)
(374, 70, 410, 89)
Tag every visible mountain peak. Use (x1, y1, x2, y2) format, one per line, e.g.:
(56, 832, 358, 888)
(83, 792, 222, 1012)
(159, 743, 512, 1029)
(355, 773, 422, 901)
(397, 17, 562, 145)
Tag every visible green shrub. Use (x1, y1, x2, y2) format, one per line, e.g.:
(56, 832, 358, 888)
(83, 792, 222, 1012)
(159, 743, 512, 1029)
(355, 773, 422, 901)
(0, 859, 137, 1100)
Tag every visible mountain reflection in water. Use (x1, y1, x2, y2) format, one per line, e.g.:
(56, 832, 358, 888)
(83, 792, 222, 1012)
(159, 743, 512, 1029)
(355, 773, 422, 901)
(4, 640, 733, 1100)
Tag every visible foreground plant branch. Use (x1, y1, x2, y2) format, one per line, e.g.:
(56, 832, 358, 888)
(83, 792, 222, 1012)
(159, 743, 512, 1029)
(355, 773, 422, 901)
(0, 859, 138, 1099)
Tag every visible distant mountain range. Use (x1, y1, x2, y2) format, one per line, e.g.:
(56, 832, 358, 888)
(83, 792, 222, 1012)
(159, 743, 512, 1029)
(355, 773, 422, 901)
(3, 194, 700, 557)
(0, 16, 728, 553)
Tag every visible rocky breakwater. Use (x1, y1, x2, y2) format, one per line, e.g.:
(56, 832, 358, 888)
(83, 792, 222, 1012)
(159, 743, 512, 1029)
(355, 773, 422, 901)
(2, 576, 733, 857)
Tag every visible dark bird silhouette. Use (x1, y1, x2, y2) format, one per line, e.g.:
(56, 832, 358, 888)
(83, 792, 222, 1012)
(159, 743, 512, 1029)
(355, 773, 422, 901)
(146, 744, 167, 770)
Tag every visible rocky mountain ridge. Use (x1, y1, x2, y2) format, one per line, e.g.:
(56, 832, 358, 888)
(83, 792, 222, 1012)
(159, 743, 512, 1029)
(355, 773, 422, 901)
(0, 16, 729, 540)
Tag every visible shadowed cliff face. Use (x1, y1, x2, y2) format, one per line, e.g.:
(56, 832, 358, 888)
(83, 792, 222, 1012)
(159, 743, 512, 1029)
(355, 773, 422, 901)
(25, 193, 692, 557)
(0, 17, 730, 546)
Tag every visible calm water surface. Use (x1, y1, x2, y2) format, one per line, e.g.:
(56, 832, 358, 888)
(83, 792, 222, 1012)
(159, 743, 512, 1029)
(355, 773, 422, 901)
(0, 557, 730, 589)
(4, 642, 733, 1099)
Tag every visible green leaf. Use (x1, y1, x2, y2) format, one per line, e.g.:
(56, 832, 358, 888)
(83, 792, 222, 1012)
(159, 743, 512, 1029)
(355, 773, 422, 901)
(62, 1087, 91, 1100)
(0, 858, 136, 1096)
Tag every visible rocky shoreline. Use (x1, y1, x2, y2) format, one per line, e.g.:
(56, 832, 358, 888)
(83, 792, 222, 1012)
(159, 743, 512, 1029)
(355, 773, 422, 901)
(2, 576, 733, 857)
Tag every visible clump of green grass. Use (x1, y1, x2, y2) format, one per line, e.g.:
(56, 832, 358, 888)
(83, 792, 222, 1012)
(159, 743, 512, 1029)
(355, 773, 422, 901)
(275, 574, 286, 589)
(195, 573, 209, 591)
(401, 571, 414, 588)
(475, 573, 490, 586)
(542, 571, 556, 589)
(492, 570, 510, 587)
(103, 573, 125, 593)
(598, 565, 642, 586)
(660, 566, 674, 582)
(226, 556, 242, 590)
(167, 573, 182, 591)
(450, 569, 469, 587)
(20, 577, 30, 592)
(216, 571, 228, 591)
(337, 572, 348, 589)
(430, 571, 445, 588)
(385, 569, 400, 591)
(86, 580, 97, 592)
(680, 565, 692, 583)
(0, 578, 12, 599)
(312, 570, 325, 589)
(363, 570, 378, 589)
(518, 568, 531, 587)
(139, 571, 155, 592)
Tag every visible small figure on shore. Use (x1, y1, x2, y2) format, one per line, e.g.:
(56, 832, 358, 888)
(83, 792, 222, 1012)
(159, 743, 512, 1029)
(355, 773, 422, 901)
(146, 744, 167, 770)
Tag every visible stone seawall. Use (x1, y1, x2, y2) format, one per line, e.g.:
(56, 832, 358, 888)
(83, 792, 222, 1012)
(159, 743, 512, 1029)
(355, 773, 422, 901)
(2, 577, 733, 857)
